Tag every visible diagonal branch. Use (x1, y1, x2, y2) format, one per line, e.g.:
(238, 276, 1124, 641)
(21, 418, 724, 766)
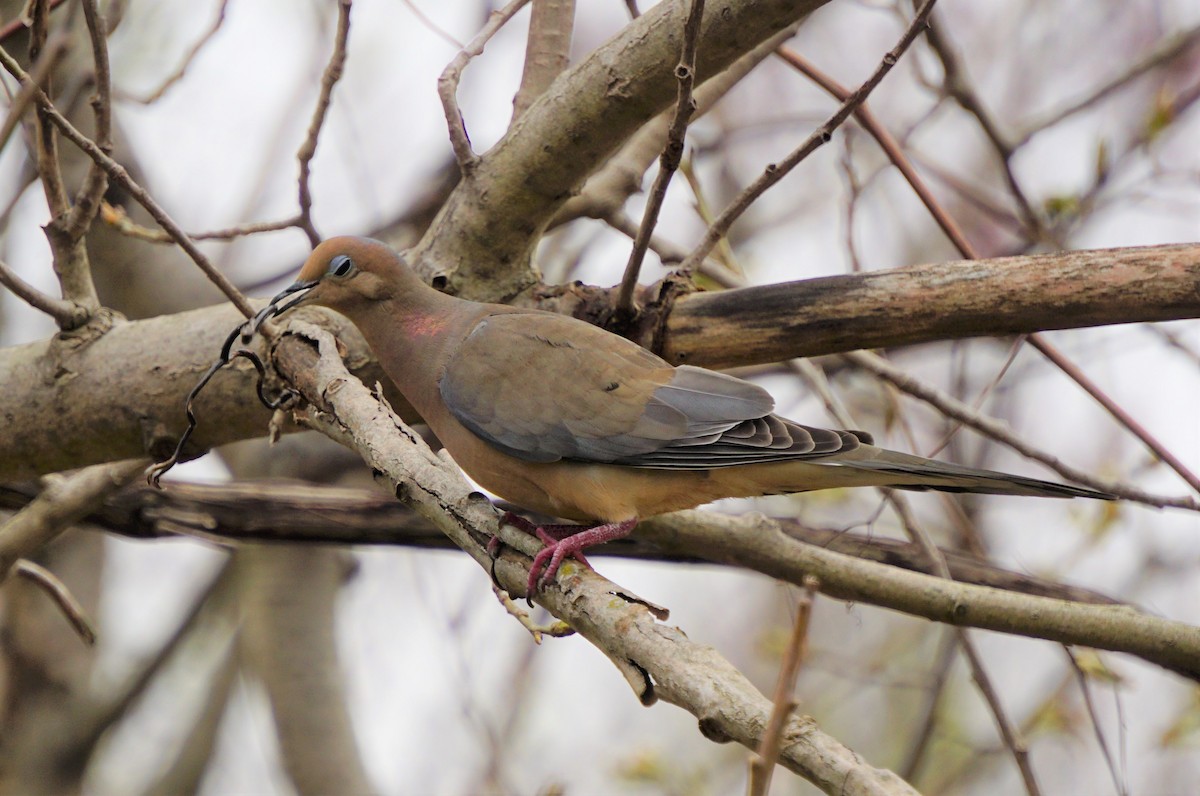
(269, 320, 917, 795)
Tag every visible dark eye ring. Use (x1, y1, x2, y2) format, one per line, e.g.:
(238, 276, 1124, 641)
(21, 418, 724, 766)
(328, 254, 355, 278)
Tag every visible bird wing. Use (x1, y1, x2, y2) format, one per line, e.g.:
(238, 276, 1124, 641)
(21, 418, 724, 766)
(439, 312, 868, 467)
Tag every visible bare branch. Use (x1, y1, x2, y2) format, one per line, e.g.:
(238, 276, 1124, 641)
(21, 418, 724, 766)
(615, 0, 704, 314)
(923, 15, 1043, 238)
(0, 32, 66, 155)
(64, 0, 113, 240)
(1015, 23, 1200, 147)
(438, 0, 532, 172)
(0, 45, 257, 317)
(126, 0, 230, 104)
(1029, 335, 1200, 496)
(638, 511, 1200, 681)
(679, 0, 939, 271)
(0, 256, 85, 326)
(270, 320, 916, 793)
(511, 0, 574, 121)
(844, 349, 1196, 511)
(748, 577, 816, 796)
(0, 459, 146, 580)
(13, 559, 97, 645)
(295, 0, 352, 248)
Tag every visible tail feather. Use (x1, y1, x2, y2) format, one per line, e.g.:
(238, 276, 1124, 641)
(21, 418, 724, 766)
(836, 448, 1114, 500)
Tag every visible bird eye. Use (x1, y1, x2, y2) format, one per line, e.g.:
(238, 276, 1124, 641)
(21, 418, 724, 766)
(328, 254, 355, 278)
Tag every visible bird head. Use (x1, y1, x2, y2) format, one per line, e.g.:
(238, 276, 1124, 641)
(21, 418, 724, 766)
(252, 236, 411, 329)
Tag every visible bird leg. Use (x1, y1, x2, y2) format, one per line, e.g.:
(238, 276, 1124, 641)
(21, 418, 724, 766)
(526, 518, 639, 594)
(495, 512, 639, 594)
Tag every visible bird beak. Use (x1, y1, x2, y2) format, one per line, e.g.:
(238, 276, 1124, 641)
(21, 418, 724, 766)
(247, 279, 318, 336)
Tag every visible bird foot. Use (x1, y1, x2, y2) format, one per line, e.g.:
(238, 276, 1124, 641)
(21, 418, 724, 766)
(524, 518, 639, 596)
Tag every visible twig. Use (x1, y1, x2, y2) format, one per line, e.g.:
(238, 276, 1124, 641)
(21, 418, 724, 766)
(398, 0, 463, 49)
(99, 202, 302, 243)
(295, 0, 352, 248)
(14, 558, 97, 645)
(0, 256, 83, 326)
(437, 0, 532, 172)
(679, 0, 939, 271)
(28, 1, 70, 223)
(127, 0, 230, 104)
(615, 0, 704, 314)
(747, 577, 817, 796)
(782, 39, 1200, 503)
(511, 0, 575, 122)
(641, 508, 1200, 681)
(0, 45, 257, 317)
(900, 632, 959, 781)
(0, 0, 68, 43)
(923, 16, 1043, 239)
(0, 459, 147, 580)
(0, 32, 67, 154)
(61, 0, 113, 241)
(1029, 335, 1200, 496)
(843, 350, 1197, 511)
(776, 46, 974, 257)
(1064, 648, 1128, 796)
(796, 358, 1040, 793)
(1014, 23, 1200, 147)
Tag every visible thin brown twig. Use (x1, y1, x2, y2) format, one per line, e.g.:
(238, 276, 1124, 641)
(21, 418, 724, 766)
(0, 256, 82, 324)
(99, 201, 302, 243)
(14, 559, 97, 645)
(0, 44, 257, 317)
(747, 576, 817, 796)
(776, 46, 974, 257)
(295, 0, 352, 248)
(1064, 648, 1128, 796)
(615, 0, 704, 314)
(891, 485, 1041, 795)
(900, 631, 960, 781)
(679, 0, 939, 271)
(1029, 335, 1200, 495)
(437, 0, 532, 172)
(795, 357, 1042, 794)
(0, 0, 68, 43)
(1014, 23, 1200, 147)
(923, 16, 1044, 239)
(843, 350, 1198, 511)
(0, 32, 67, 154)
(28, 1, 69, 222)
(63, 0, 113, 240)
(127, 0, 230, 104)
(398, 0, 463, 49)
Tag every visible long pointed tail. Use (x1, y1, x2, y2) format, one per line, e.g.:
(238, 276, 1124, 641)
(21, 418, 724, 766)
(834, 447, 1114, 499)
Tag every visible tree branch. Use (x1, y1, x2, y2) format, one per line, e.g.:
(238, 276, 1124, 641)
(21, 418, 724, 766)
(0, 244, 1195, 482)
(413, 0, 828, 300)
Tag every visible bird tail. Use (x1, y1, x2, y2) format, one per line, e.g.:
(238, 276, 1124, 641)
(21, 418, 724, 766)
(833, 448, 1114, 499)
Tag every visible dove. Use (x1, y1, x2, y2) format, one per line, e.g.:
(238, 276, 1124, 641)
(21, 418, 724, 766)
(258, 237, 1111, 594)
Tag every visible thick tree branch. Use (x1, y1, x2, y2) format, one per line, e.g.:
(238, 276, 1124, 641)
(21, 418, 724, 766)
(0, 479, 1124, 606)
(0, 244, 1195, 480)
(660, 243, 1200, 367)
(268, 320, 916, 795)
(412, 0, 827, 300)
(637, 512, 1200, 682)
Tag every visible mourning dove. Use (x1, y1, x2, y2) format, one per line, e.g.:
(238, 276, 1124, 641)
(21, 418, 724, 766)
(259, 237, 1112, 594)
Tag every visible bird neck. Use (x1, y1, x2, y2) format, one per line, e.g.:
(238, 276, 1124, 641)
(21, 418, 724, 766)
(352, 288, 490, 425)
